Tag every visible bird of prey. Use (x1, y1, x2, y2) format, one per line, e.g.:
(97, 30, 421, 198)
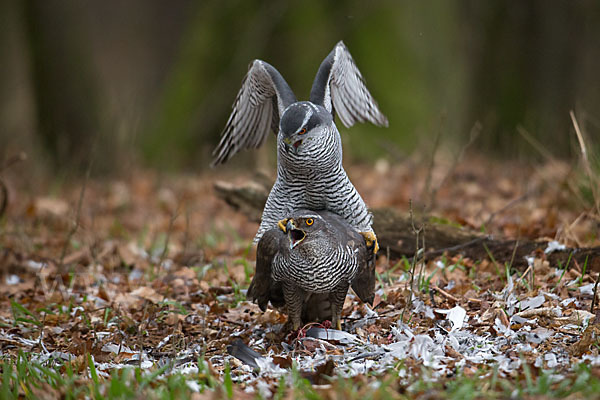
(212, 41, 388, 252)
(246, 209, 376, 331)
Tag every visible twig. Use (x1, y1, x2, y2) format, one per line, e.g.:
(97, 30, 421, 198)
(571, 111, 590, 165)
(562, 211, 587, 248)
(115, 306, 124, 356)
(408, 200, 418, 295)
(431, 285, 460, 303)
(519, 264, 532, 285)
(38, 313, 47, 352)
(403, 199, 423, 323)
(418, 224, 427, 293)
(138, 302, 149, 369)
(484, 192, 532, 228)
(570, 110, 600, 216)
(517, 125, 555, 162)
(515, 138, 589, 225)
(423, 117, 443, 206)
(220, 317, 246, 327)
(157, 207, 180, 276)
(375, 138, 408, 163)
(58, 171, 90, 270)
(58, 151, 94, 271)
(429, 121, 482, 210)
(386, 245, 391, 272)
(182, 206, 191, 255)
(467, 297, 482, 303)
(508, 240, 529, 290)
(0, 152, 27, 173)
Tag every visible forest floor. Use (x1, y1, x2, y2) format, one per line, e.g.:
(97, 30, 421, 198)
(1, 153, 600, 399)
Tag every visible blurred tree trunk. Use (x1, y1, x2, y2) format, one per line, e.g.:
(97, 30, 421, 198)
(22, 0, 101, 170)
(461, 0, 599, 158)
(143, 0, 291, 170)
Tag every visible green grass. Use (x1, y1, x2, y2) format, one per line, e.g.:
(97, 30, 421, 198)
(554, 252, 573, 290)
(0, 352, 218, 400)
(10, 301, 41, 327)
(3, 351, 600, 399)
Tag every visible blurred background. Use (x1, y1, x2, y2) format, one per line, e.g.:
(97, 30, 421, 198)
(1, 0, 599, 177)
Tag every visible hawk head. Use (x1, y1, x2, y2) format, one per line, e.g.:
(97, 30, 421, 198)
(284, 214, 325, 250)
(279, 102, 333, 155)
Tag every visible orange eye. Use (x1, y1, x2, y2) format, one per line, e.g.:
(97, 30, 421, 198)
(305, 218, 314, 226)
(298, 128, 307, 135)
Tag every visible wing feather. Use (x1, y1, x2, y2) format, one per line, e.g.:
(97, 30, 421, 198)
(317, 210, 376, 305)
(247, 229, 284, 311)
(211, 60, 296, 166)
(310, 41, 388, 129)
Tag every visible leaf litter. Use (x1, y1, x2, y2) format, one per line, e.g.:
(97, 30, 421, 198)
(0, 156, 599, 397)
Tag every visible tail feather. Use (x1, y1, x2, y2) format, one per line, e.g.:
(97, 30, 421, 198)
(226, 339, 262, 369)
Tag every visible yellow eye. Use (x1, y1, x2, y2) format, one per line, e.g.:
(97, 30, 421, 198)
(306, 218, 313, 226)
(298, 128, 307, 135)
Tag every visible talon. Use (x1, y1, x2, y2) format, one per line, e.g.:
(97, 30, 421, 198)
(277, 218, 290, 233)
(335, 320, 341, 330)
(361, 231, 379, 254)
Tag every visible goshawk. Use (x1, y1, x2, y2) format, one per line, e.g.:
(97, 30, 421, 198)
(212, 41, 387, 251)
(247, 209, 376, 330)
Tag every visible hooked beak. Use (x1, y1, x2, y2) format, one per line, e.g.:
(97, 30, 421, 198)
(283, 137, 302, 155)
(286, 219, 306, 249)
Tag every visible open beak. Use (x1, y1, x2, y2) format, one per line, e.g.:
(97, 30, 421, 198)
(286, 219, 306, 249)
(283, 138, 302, 155)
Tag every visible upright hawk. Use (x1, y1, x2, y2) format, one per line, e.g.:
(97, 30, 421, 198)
(212, 41, 387, 252)
(247, 209, 376, 330)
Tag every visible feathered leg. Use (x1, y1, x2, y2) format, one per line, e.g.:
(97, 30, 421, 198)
(282, 282, 305, 331)
(329, 284, 350, 330)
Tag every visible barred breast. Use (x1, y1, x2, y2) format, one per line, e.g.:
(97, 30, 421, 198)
(271, 243, 360, 293)
(254, 124, 373, 242)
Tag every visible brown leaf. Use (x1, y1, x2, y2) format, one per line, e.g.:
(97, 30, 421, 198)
(98, 285, 110, 302)
(62, 248, 90, 266)
(495, 308, 510, 328)
(272, 356, 292, 369)
(570, 325, 600, 356)
(302, 359, 335, 385)
(130, 286, 164, 303)
(118, 243, 139, 266)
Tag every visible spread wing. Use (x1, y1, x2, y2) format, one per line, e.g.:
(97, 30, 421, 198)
(247, 229, 284, 311)
(211, 60, 297, 166)
(310, 41, 388, 129)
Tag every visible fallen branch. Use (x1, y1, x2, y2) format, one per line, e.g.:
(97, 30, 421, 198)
(213, 179, 600, 271)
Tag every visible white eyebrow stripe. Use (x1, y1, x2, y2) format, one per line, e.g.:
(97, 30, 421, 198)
(300, 104, 313, 130)
(297, 214, 320, 220)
